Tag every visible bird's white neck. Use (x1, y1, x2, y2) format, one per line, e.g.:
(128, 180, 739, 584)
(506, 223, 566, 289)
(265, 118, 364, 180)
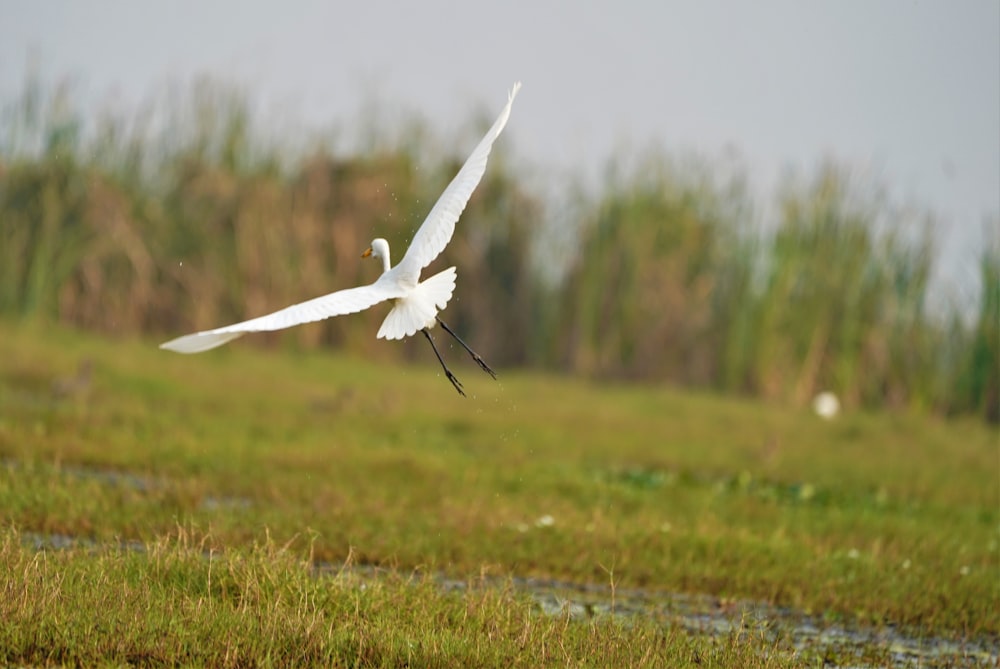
(370, 238, 393, 273)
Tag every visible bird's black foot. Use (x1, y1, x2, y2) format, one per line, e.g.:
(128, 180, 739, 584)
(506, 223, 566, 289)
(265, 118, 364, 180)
(445, 370, 466, 397)
(471, 354, 497, 380)
(435, 317, 498, 380)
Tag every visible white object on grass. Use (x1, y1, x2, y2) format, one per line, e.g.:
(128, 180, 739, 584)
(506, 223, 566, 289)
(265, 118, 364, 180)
(812, 391, 841, 419)
(161, 82, 522, 396)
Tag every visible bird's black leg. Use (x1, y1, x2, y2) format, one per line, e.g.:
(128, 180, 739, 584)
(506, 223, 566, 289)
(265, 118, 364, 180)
(422, 328, 465, 396)
(435, 317, 497, 380)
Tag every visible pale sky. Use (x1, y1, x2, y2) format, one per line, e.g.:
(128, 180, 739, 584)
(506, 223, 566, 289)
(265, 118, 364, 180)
(2, 1, 998, 300)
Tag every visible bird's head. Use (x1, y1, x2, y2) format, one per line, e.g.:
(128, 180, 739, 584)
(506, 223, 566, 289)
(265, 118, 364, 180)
(361, 238, 389, 260)
(362, 238, 392, 272)
(361, 237, 389, 259)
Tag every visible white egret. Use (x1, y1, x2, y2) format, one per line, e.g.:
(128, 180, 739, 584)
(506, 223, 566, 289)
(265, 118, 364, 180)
(161, 82, 521, 396)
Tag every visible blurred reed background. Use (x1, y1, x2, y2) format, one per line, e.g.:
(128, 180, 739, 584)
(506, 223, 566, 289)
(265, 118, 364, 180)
(1, 75, 996, 422)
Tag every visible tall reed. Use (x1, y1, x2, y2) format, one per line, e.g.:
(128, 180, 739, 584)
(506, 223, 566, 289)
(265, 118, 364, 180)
(749, 164, 936, 409)
(1, 78, 994, 420)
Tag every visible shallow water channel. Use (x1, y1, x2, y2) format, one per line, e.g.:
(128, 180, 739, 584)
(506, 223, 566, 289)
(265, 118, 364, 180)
(323, 562, 997, 669)
(499, 577, 995, 668)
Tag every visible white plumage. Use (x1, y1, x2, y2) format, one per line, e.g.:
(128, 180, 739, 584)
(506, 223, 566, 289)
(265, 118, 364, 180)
(161, 82, 521, 395)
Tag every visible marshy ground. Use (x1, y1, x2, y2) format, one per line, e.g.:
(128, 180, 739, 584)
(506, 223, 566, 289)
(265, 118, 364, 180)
(1, 322, 997, 667)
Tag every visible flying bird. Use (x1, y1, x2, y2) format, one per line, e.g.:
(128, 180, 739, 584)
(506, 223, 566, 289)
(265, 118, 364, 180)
(160, 82, 521, 396)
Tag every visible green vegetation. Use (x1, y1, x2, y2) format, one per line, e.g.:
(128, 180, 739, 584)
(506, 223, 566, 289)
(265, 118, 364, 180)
(1, 77, 997, 420)
(3, 529, 748, 668)
(1, 75, 997, 665)
(0, 322, 997, 666)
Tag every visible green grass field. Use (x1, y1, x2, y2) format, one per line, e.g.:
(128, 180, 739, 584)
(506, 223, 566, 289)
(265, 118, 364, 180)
(1, 320, 997, 667)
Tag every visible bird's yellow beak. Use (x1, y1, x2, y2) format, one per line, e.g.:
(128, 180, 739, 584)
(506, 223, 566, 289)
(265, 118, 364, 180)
(361, 247, 373, 258)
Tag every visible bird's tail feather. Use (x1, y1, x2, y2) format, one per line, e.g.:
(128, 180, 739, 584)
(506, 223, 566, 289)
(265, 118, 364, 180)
(377, 267, 457, 340)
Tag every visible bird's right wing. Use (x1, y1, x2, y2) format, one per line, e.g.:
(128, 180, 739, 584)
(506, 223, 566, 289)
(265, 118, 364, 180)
(394, 82, 521, 282)
(160, 281, 402, 354)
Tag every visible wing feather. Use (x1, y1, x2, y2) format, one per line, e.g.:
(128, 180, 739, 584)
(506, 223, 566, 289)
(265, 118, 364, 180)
(160, 281, 400, 354)
(395, 82, 521, 281)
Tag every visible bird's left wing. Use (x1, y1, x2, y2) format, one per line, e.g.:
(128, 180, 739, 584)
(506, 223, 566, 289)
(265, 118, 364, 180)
(395, 82, 521, 281)
(160, 281, 402, 354)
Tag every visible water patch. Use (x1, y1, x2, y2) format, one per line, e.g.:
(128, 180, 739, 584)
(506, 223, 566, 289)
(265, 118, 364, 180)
(325, 565, 997, 668)
(505, 577, 997, 668)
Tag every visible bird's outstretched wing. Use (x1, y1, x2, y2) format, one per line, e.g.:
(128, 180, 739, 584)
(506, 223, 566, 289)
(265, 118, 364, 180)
(160, 281, 403, 354)
(394, 82, 521, 282)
